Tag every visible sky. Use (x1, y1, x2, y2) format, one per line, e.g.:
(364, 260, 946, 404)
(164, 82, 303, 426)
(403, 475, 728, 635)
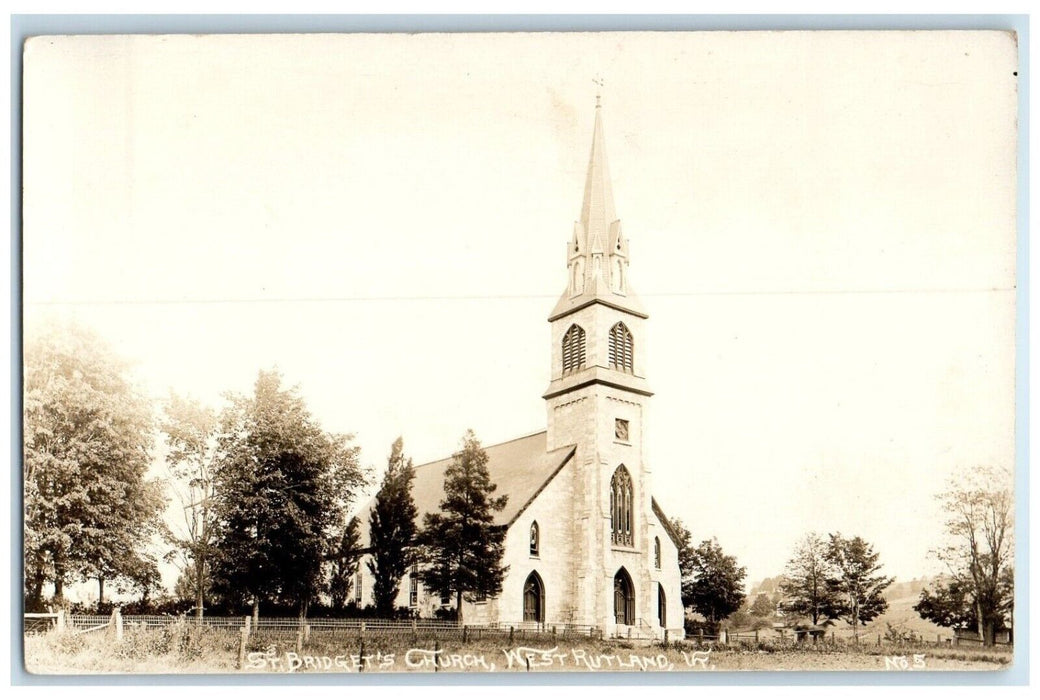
(22, 31, 1018, 590)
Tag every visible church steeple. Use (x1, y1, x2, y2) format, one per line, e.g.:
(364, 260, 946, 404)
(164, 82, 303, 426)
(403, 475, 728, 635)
(544, 101, 651, 406)
(550, 102, 647, 323)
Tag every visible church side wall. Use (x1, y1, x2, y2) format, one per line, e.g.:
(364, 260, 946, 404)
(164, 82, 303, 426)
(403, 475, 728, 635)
(461, 457, 576, 626)
(649, 509, 686, 638)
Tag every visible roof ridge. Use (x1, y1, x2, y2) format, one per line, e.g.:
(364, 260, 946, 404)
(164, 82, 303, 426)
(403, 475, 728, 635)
(410, 429, 548, 470)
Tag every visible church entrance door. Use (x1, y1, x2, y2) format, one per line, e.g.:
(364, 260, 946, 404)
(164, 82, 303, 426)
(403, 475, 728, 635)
(614, 568, 634, 625)
(523, 572, 544, 624)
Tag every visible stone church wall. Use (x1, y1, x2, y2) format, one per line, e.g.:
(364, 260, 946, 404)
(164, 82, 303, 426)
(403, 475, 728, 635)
(461, 457, 576, 625)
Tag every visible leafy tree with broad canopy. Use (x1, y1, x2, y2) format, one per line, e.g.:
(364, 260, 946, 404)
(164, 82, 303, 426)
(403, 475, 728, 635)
(24, 321, 164, 611)
(368, 437, 418, 617)
(685, 537, 747, 631)
(825, 533, 893, 640)
(417, 430, 507, 624)
(749, 592, 775, 618)
(210, 370, 364, 621)
(780, 532, 843, 625)
(915, 466, 1014, 646)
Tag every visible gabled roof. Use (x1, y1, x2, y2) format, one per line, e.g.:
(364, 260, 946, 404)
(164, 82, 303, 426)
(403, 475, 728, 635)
(651, 497, 683, 549)
(357, 431, 576, 548)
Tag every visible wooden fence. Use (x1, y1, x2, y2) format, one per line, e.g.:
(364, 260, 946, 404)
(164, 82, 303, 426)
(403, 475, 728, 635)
(48, 612, 601, 646)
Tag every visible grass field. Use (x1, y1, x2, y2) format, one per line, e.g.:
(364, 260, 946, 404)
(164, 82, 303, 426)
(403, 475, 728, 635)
(23, 624, 1012, 675)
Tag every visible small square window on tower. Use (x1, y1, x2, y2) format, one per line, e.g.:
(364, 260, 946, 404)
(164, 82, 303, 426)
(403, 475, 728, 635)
(615, 418, 630, 442)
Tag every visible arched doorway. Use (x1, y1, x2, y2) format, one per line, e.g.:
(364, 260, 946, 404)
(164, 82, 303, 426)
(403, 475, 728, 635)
(657, 584, 667, 628)
(523, 571, 545, 624)
(613, 568, 635, 625)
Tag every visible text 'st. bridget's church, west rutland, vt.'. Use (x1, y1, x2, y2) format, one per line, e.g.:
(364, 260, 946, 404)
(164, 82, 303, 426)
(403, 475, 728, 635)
(356, 101, 685, 640)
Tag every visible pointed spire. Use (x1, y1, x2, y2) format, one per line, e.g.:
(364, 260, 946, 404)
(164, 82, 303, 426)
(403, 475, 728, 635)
(549, 100, 647, 322)
(578, 101, 617, 253)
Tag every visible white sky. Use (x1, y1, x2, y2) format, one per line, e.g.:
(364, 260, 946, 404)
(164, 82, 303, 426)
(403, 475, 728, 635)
(22, 31, 1018, 588)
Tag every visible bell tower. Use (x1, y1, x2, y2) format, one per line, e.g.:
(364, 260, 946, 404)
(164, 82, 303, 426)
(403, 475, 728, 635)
(544, 100, 655, 633)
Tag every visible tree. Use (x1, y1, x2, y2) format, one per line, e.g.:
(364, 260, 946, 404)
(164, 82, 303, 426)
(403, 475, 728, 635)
(668, 517, 696, 608)
(367, 437, 418, 617)
(328, 516, 362, 613)
(914, 577, 979, 631)
(161, 393, 221, 620)
(210, 370, 364, 621)
(78, 481, 165, 613)
(685, 538, 746, 632)
(780, 532, 842, 625)
(749, 592, 774, 618)
(174, 560, 212, 605)
(825, 533, 893, 641)
(23, 321, 164, 611)
(416, 430, 507, 624)
(920, 466, 1014, 645)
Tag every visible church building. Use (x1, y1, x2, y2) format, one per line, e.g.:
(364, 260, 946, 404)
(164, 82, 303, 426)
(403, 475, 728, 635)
(356, 102, 685, 640)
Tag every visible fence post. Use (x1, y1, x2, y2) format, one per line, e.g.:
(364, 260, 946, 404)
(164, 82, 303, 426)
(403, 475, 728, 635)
(552, 625, 557, 641)
(877, 634, 881, 647)
(509, 626, 514, 644)
(412, 618, 418, 645)
(434, 640, 439, 673)
(238, 624, 248, 669)
(663, 629, 669, 648)
(755, 629, 759, 643)
(111, 607, 123, 641)
(463, 625, 468, 643)
(55, 609, 65, 633)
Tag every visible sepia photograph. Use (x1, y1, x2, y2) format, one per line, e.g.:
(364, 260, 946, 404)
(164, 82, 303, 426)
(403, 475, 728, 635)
(19, 28, 1020, 677)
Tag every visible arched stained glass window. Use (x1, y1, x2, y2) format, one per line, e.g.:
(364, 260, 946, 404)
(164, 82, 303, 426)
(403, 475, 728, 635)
(607, 322, 634, 372)
(610, 465, 634, 547)
(654, 537, 661, 569)
(530, 521, 540, 556)
(562, 324, 587, 374)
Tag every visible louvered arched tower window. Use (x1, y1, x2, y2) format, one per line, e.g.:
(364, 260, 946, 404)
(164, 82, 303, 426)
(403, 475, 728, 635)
(610, 465, 634, 547)
(608, 322, 634, 372)
(562, 324, 587, 374)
